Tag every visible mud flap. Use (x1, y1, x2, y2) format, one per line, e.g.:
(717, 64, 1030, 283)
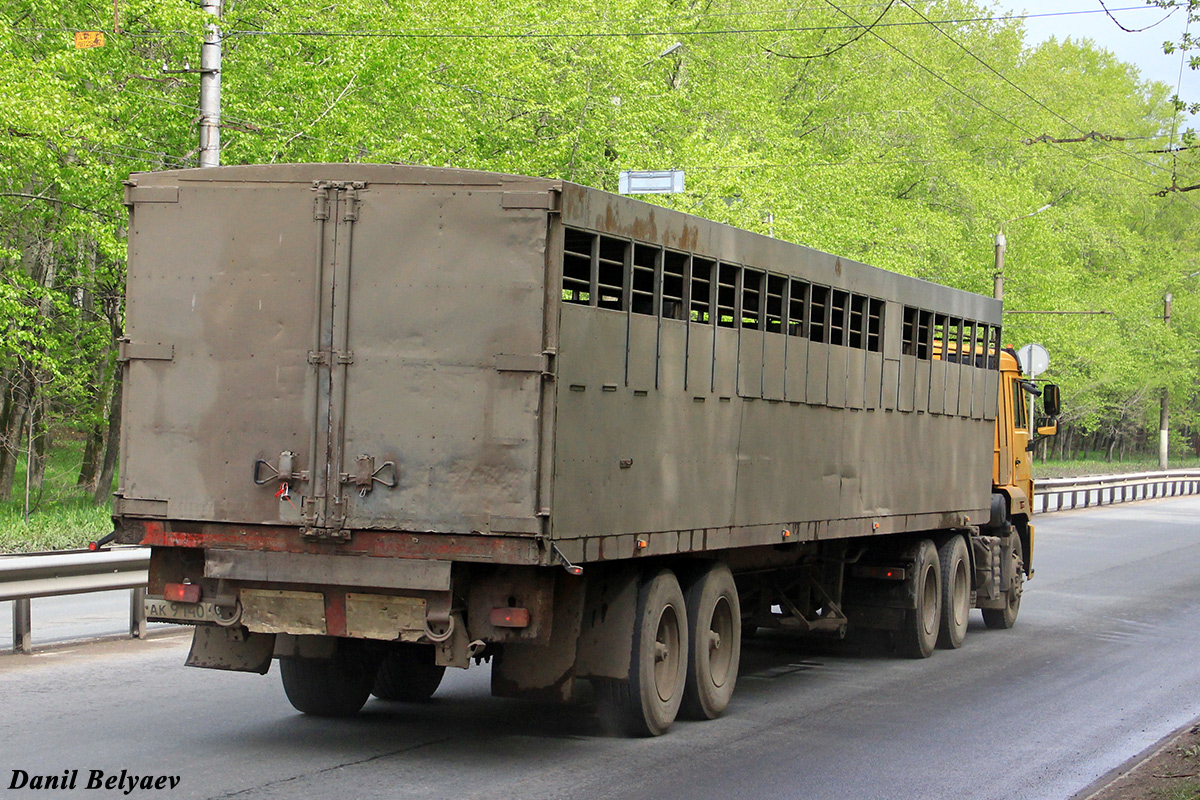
(185, 625, 275, 674)
(573, 566, 639, 680)
(491, 574, 586, 702)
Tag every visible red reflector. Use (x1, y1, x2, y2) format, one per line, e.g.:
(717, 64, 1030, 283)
(164, 582, 202, 603)
(490, 607, 531, 628)
(849, 565, 907, 581)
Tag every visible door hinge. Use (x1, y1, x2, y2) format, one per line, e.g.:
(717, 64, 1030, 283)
(313, 187, 331, 221)
(312, 180, 367, 220)
(495, 351, 556, 377)
(118, 339, 175, 362)
(342, 187, 360, 222)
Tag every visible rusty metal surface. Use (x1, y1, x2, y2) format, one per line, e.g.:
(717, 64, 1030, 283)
(129, 520, 542, 565)
(240, 588, 327, 635)
(343, 593, 426, 640)
(203, 549, 451, 592)
(120, 164, 1001, 572)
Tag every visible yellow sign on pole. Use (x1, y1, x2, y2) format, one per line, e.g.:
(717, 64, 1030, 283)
(74, 31, 106, 49)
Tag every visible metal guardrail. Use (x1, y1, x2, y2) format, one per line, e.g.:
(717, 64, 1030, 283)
(1, 546, 150, 654)
(1034, 469, 1200, 513)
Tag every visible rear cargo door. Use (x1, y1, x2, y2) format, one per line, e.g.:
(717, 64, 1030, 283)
(120, 176, 327, 526)
(327, 183, 551, 537)
(121, 174, 550, 537)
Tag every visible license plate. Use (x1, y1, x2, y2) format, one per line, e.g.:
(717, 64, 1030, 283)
(144, 598, 227, 623)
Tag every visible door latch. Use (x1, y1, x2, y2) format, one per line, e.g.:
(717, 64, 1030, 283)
(253, 451, 311, 485)
(340, 455, 397, 496)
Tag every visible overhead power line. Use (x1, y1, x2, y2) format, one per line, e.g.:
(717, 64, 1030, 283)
(895, 0, 1170, 178)
(1097, 0, 1179, 33)
(814, 0, 1199, 211)
(765, 0, 896, 59)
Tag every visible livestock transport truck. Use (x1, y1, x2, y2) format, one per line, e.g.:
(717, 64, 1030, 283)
(116, 164, 1060, 736)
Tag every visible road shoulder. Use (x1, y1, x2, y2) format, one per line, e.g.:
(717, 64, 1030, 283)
(1075, 718, 1200, 800)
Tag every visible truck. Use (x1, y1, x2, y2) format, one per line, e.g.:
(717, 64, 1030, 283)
(115, 164, 1060, 736)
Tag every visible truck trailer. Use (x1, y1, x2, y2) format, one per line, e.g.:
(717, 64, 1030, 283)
(116, 164, 1059, 735)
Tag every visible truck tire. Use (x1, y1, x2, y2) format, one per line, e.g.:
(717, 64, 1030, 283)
(680, 563, 741, 721)
(936, 534, 970, 650)
(279, 648, 378, 717)
(372, 645, 445, 702)
(597, 569, 689, 736)
(896, 539, 941, 659)
(982, 530, 1024, 630)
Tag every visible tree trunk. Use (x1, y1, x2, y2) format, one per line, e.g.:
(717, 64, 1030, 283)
(77, 348, 116, 491)
(78, 420, 104, 490)
(0, 371, 32, 502)
(93, 372, 122, 506)
(30, 398, 49, 492)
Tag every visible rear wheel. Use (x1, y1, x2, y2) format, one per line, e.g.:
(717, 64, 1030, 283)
(680, 563, 741, 721)
(372, 645, 446, 702)
(982, 530, 1024, 630)
(280, 644, 379, 717)
(936, 535, 970, 650)
(597, 569, 689, 736)
(896, 539, 941, 659)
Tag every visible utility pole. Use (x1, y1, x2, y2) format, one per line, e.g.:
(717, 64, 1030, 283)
(994, 202, 1054, 302)
(993, 232, 1006, 300)
(199, 0, 222, 168)
(1159, 291, 1172, 469)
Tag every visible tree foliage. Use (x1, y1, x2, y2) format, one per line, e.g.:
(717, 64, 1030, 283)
(2, 0, 1199, 501)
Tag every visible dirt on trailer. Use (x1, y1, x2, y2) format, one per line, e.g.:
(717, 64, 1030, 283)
(1077, 720, 1200, 800)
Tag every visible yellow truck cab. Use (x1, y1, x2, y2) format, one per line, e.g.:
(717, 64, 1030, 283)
(987, 346, 1060, 625)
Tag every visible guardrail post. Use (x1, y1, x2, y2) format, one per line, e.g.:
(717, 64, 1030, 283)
(130, 587, 147, 639)
(13, 597, 31, 654)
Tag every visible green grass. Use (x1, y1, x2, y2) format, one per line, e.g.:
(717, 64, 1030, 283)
(0, 438, 114, 554)
(1156, 780, 1200, 800)
(1035, 457, 1200, 479)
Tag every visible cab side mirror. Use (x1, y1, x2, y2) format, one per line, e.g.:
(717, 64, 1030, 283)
(1042, 383, 1060, 418)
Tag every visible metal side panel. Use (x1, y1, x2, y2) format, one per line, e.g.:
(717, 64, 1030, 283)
(971, 363, 988, 419)
(957, 362, 974, 418)
(686, 323, 714, 394)
(826, 345, 847, 409)
(944, 357, 961, 416)
(763, 333, 786, 401)
(806, 342, 829, 406)
(659, 321, 687, 393)
(983, 368, 1001, 421)
(915, 360, 931, 412)
(627, 314, 658, 391)
(121, 181, 323, 524)
(735, 404, 843, 525)
(846, 348, 866, 410)
(737, 329, 765, 398)
(865, 352, 883, 410)
(783, 336, 808, 403)
(930, 360, 947, 415)
(554, 308, 738, 537)
(713, 327, 738, 397)
(897, 356, 916, 412)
